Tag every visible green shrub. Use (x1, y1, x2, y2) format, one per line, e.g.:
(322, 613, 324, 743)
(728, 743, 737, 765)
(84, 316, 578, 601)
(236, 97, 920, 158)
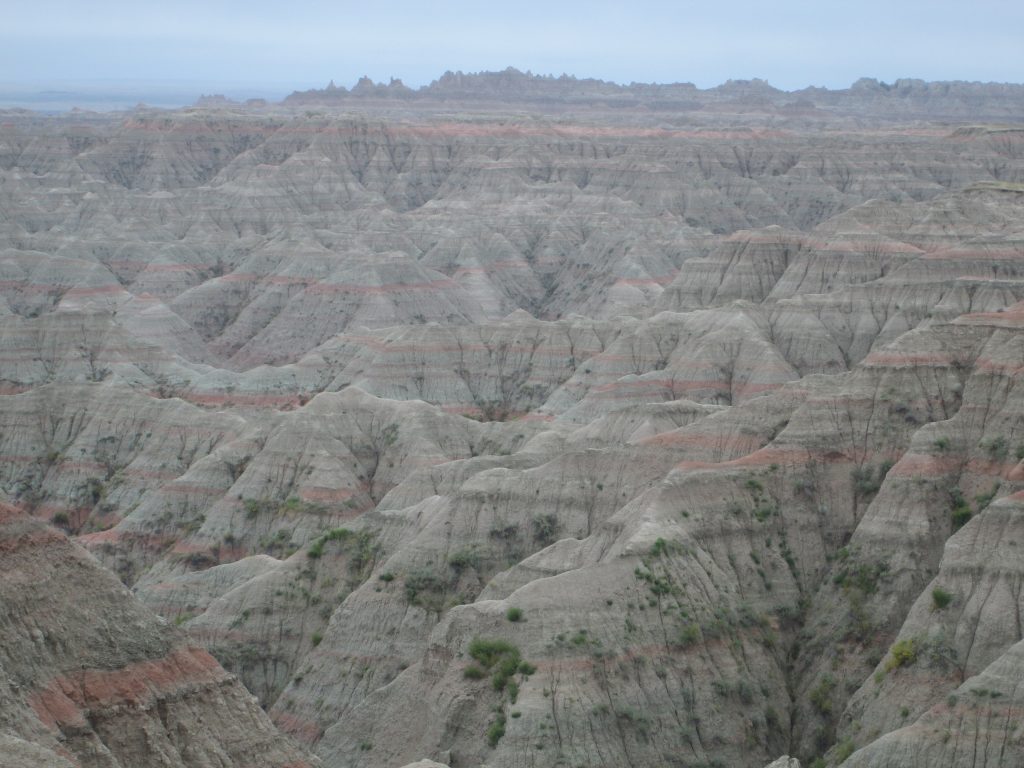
(310, 632, 323, 647)
(974, 486, 998, 510)
(835, 737, 855, 763)
(378, 571, 394, 582)
(469, 638, 520, 668)
(951, 504, 972, 530)
(322, 527, 353, 542)
(506, 606, 523, 622)
(404, 569, 447, 607)
(809, 675, 836, 715)
(531, 513, 559, 545)
(464, 664, 486, 680)
(486, 713, 507, 747)
(650, 537, 671, 556)
(885, 638, 917, 672)
(931, 587, 953, 610)
(851, 463, 890, 498)
(982, 436, 1008, 460)
(448, 547, 481, 572)
(677, 623, 701, 647)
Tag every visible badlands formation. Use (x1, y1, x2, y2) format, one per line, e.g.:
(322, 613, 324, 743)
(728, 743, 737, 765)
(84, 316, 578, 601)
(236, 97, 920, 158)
(1, 70, 1023, 767)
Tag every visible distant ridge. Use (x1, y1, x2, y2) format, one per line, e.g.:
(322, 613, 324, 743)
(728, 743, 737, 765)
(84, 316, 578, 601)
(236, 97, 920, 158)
(283, 66, 1024, 121)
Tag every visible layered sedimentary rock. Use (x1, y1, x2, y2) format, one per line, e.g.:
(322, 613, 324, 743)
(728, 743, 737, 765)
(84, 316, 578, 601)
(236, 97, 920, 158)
(0, 503, 315, 767)
(1, 76, 1023, 768)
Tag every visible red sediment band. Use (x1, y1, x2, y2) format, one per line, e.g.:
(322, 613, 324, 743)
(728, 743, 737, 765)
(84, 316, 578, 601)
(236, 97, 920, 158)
(0, 500, 31, 524)
(861, 352, 954, 367)
(76, 528, 124, 544)
(272, 711, 324, 744)
(0, 520, 66, 552)
(671, 445, 895, 471)
(923, 247, 1024, 260)
(219, 273, 313, 285)
(611, 276, 675, 287)
(118, 116, 791, 141)
(303, 278, 459, 295)
(297, 486, 362, 503)
(642, 432, 767, 454)
(181, 392, 308, 408)
(28, 646, 226, 731)
(587, 376, 785, 397)
(63, 284, 125, 297)
(888, 454, 963, 477)
(451, 260, 531, 276)
(957, 306, 1024, 328)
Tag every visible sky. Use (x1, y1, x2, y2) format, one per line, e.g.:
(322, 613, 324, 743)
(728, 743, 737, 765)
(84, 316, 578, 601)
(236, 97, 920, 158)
(2, 0, 1022, 104)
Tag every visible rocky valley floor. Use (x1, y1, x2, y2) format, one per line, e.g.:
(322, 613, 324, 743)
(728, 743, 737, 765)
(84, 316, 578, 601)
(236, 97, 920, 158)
(1, 74, 1024, 767)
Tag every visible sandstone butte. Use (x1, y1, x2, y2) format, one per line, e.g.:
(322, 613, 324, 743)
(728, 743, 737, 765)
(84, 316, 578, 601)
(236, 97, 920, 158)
(0, 70, 1023, 768)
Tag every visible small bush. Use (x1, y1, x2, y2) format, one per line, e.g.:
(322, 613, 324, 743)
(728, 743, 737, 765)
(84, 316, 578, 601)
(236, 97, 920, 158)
(885, 638, 917, 672)
(835, 737, 856, 763)
(404, 569, 447, 607)
(469, 638, 520, 668)
(650, 537, 671, 556)
(506, 606, 523, 622)
(448, 547, 481, 572)
(531, 513, 559, 545)
(677, 623, 701, 647)
(951, 505, 972, 530)
(982, 436, 1008, 460)
(809, 675, 836, 715)
(464, 664, 486, 680)
(486, 713, 507, 747)
(378, 571, 394, 582)
(310, 632, 323, 647)
(931, 587, 953, 610)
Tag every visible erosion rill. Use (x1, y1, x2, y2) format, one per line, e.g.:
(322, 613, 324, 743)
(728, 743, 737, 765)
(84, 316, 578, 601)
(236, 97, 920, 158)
(0, 71, 1023, 767)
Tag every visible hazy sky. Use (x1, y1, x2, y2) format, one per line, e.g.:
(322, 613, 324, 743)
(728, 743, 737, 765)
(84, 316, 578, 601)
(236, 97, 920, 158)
(3, 0, 1022, 93)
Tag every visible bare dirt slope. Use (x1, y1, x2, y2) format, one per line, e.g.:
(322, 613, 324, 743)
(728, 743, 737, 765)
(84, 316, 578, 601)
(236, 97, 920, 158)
(1, 76, 1023, 767)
